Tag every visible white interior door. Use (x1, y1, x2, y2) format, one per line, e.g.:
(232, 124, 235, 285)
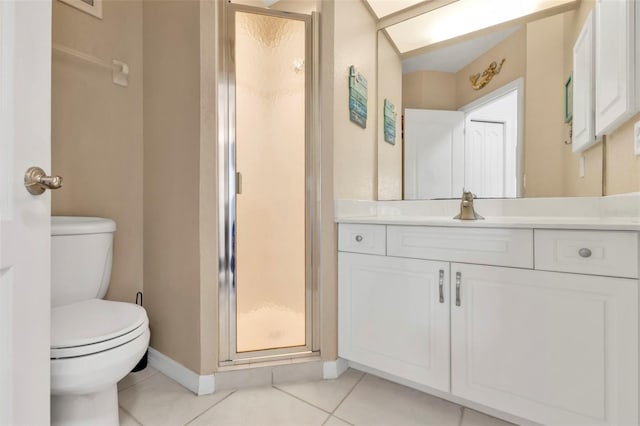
(465, 120, 506, 198)
(0, 2, 52, 425)
(404, 109, 464, 199)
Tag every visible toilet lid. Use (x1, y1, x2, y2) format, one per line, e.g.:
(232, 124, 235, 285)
(51, 299, 148, 359)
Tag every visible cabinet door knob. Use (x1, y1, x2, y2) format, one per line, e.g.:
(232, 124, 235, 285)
(578, 248, 592, 258)
(438, 269, 445, 303)
(455, 272, 462, 307)
(355, 235, 363, 242)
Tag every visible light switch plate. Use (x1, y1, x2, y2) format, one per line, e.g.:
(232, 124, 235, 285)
(634, 121, 640, 156)
(579, 156, 585, 178)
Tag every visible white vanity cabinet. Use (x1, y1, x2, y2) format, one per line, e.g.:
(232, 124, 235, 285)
(338, 252, 451, 392)
(338, 223, 639, 426)
(594, 0, 638, 136)
(450, 263, 638, 426)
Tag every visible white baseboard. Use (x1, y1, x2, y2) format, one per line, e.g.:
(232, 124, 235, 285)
(322, 358, 349, 379)
(147, 347, 215, 396)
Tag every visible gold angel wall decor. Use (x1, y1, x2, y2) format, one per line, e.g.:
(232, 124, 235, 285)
(469, 58, 506, 90)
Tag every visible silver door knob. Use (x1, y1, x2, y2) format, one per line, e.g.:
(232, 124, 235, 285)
(24, 167, 63, 195)
(355, 235, 363, 242)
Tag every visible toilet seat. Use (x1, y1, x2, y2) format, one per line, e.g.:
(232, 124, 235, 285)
(51, 299, 148, 359)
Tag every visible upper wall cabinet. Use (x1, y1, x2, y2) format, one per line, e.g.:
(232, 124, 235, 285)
(594, 0, 638, 136)
(573, 11, 596, 152)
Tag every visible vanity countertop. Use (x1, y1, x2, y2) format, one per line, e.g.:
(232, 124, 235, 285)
(335, 215, 640, 231)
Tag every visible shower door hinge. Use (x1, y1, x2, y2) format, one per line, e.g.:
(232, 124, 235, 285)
(236, 172, 242, 195)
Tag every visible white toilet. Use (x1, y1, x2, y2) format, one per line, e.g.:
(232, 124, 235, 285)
(50, 216, 150, 426)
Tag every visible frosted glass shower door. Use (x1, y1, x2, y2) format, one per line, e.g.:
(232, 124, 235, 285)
(233, 9, 309, 354)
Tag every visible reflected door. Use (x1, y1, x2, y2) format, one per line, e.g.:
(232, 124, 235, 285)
(231, 7, 311, 355)
(404, 109, 464, 199)
(465, 120, 506, 198)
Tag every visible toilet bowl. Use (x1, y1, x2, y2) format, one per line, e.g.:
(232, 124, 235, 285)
(50, 217, 150, 426)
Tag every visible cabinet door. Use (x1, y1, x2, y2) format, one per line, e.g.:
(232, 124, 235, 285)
(572, 10, 596, 152)
(338, 252, 450, 391)
(450, 264, 638, 426)
(595, 0, 637, 136)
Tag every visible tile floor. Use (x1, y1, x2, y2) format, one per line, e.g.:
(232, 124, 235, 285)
(117, 367, 516, 426)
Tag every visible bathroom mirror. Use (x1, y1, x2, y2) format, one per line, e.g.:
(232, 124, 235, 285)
(376, 5, 605, 200)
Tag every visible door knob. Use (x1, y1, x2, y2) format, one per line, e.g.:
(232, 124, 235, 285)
(24, 167, 63, 195)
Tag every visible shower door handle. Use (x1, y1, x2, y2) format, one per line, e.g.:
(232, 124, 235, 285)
(236, 172, 242, 195)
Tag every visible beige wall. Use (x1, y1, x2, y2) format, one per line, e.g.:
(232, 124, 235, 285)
(52, 0, 144, 304)
(455, 28, 526, 108)
(402, 70, 457, 111)
(198, 0, 218, 376)
(319, 0, 338, 361)
(143, 0, 203, 374)
(333, 0, 378, 200)
(523, 15, 565, 197)
(377, 32, 403, 200)
(606, 113, 640, 194)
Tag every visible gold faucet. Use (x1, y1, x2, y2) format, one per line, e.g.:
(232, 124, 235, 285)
(454, 190, 484, 220)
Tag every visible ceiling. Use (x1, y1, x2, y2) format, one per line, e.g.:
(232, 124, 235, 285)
(401, 25, 521, 74)
(364, 0, 426, 18)
(368, 0, 577, 56)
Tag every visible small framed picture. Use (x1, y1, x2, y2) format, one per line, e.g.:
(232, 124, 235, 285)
(58, 0, 103, 19)
(564, 73, 572, 123)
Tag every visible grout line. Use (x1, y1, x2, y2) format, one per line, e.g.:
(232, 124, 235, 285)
(332, 414, 355, 426)
(458, 406, 465, 426)
(330, 371, 366, 415)
(117, 369, 160, 393)
(183, 389, 238, 426)
(119, 405, 144, 426)
(272, 385, 333, 415)
(320, 413, 332, 426)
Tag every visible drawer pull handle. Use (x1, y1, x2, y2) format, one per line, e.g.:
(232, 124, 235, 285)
(355, 235, 363, 242)
(578, 248, 592, 258)
(438, 269, 444, 303)
(455, 272, 461, 307)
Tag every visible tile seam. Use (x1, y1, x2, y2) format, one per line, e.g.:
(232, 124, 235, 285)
(182, 389, 238, 426)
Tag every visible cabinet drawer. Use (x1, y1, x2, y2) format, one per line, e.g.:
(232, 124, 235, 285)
(387, 226, 533, 268)
(338, 224, 386, 255)
(535, 230, 639, 278)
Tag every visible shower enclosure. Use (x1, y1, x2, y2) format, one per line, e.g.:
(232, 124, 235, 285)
(218, 3, 319, 363)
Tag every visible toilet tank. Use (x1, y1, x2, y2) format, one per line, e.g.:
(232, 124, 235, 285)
(51, 217, 117, 307)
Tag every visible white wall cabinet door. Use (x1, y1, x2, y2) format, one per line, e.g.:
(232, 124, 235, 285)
(338, 252, 450, 391)
(573, 10, 596, 152)
(450, 263, 638, 426)
(595, 0, 637, 136)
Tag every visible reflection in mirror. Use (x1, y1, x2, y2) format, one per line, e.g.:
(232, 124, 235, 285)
(377, 2, 606, 200)
(404, 80, 522, 200)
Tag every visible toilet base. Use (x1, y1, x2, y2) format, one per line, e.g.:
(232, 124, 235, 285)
(51, 385, 119, 426)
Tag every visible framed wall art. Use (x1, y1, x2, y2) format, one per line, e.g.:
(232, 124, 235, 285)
(58, 0, 103, 19)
